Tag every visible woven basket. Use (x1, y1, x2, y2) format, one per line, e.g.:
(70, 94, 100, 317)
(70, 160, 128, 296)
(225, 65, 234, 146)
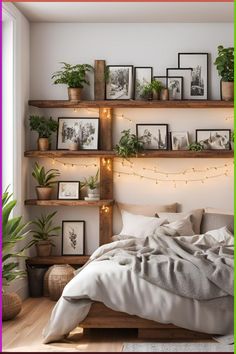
(43, 266, 54, 297)
(48, 265, 75, 301)
(2, 292, 22, 321)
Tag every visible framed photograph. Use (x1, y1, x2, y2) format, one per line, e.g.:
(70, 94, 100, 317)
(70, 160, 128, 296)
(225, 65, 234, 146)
(166, 68, 192, 100)
(196, 129, 231, 150)
(62, 221, 85, 256)
(58, 181, 80, 200)
(170, 131, 189, 150)
(134, 67, 153, 100)
(167, 77, 183, 100)
(178, 53, 209, 100)
(106, 65, 133, 100)
(153, 76, 167, 89)
(57, 118, 99, 150)
(136, 124, 168, 150)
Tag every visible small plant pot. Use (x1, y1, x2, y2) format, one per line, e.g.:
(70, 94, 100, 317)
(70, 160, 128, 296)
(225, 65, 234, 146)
(68, 142, 79, 151)
(152, 91, 160, 100)
(221, 81, 234, 101)
(36, 187, 53, 200)
(160, 88, 169, 101)
(38, 138, 49, 151)
(2, 292, 22, 321)
(68, 87, 82, 102)
(36, 241, 52, 257)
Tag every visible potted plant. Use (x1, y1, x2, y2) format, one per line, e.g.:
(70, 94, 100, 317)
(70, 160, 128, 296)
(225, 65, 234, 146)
(2, 188, 31, 320)
(52, 62, 94, 101)
(188, 142, 203, 151)
(114, 129, 144, 159)
(214, 45, 234, 101)
(142, 80, 164, 100)
(32, 162, 60, 200)
(81, 169, 100, 199)
(231, 130, 235, 150)
(29, 115, 58, 151)
(28, 212, 61, 257)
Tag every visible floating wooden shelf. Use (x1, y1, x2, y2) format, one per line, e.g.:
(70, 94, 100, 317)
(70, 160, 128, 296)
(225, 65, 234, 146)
(24, 150, 233, 159)
(25, 199, 114, 206)
(26, 256, 90, 266)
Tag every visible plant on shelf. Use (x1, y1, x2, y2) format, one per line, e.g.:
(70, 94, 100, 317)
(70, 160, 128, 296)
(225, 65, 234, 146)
(230, 130, 235, 150)
(188, 142, 204, 152)
(32, 162, 60, 200)
(214, 45, 234, 101)
(28, 211, 61, 257)
(114, 129, 144, 158)
(81, 169, 100, 200)
(52, 62, 94, 101)
(142, 80, 164, 100)
(2, 187, 31, 320)
(29, 115, 58, 151)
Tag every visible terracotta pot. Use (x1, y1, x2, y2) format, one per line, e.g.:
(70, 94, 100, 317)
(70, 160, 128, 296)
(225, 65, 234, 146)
(68, 141, 79, 151)
(160, 88, 169, 101)
(221, 81, 234, 101)
(38, 138, 49, 151)
(68, 87, 82, 102)
(36, 187, 52, 200)
(36, 241, 52, 257)
(2, 292, 22, 321)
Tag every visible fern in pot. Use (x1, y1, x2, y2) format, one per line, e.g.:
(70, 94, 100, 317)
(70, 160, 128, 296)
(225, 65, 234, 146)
(214, 45, 234, 101)
(29, 115, 58, 151)
(142, 80, 164, 100)
(52, 62, 94, 101)
(81, 169, 100, 200)
(32, 162, 60, 200)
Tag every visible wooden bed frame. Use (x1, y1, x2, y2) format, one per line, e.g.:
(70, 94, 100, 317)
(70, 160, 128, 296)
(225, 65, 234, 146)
(79, 302, 212, 339)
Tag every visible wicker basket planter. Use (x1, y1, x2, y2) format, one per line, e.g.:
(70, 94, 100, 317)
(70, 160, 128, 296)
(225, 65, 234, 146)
(43, 266, 54, 297)
(48, 264, 75, 301)
(2, 292, 22, 321)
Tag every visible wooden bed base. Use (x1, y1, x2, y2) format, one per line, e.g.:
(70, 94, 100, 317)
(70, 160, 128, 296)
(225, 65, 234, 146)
(79, 302, 212, 340)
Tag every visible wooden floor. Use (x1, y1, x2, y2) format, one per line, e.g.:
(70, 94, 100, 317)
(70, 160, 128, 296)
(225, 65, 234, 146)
(3, 298, 213, 352)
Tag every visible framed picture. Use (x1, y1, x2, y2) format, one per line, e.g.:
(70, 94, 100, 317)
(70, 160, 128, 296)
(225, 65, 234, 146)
(134, 67, 153, 100)
(170, 131, 189, 150)
(58, 181, 80, 200)
(196, 129, 231, 150)
(166, 68, 192, 100)
(57, 118, 99, 150)
(62, 221, 85, 255)
(167, 77, 183, 100)
(153, 76, 167, 89)
(136, 124, 168, 150)
(178, 53, 209, 100)
(106, 65, 133, 100)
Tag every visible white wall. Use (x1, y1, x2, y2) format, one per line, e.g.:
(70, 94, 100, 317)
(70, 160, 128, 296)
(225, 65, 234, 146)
(28, 23, 233, 255)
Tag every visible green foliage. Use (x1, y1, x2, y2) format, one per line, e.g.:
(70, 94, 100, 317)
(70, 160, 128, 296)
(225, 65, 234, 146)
(214, 45, 234, 82)
(141, 80, 164, 99)
(2, 188, 31, 285)
(52, 62, 94, 88)
(29, 116, 58, 139)
(81, 169, 99, 190)
(114, 129, 144, 158)
(28, 212, 61, 247)
(188, 142, 203, 151)
(32, 162, 60, 187)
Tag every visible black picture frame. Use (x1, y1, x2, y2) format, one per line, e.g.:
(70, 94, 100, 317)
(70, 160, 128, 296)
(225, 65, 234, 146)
(167, 76, 184, 100)
(196, 129, 231, 150)
(56, 117, 99, 151)
(166, 68, 192, 100)
(136, 124, 169, 150)
(178, 53, 209, 100)
(62, 220, 85, 256)
(57, 181, 80, 200)
(105, 65, 134, 100)
(134, 67, 153, 100)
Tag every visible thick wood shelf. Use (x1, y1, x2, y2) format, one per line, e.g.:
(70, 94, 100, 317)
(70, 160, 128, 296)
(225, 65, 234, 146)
(26, 256, 90, 266)
(28, 99, 234, 109)
(24, 150, 233, 159)
(25, 199, 114, 206)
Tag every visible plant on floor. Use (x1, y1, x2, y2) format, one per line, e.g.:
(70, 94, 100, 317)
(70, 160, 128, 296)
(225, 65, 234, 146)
(32, 162, 60, 200)
(51, 62, 94, 101)
(214, 45, 234, 101)
(142, 80, 164, 100)
(114, 129, 144, 158)
(28, 211, 61, 257)
(29, 115, 58, 151)
(188, 142, 203, 151)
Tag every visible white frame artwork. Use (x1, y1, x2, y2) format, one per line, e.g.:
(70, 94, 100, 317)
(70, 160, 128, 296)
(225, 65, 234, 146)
(58, 181, 80, 200)
(170, 131, 189, 150)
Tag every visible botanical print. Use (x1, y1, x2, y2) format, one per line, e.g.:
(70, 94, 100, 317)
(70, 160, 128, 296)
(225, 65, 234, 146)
(58, 182, 80, 200)
(137, 124, 168, 150)
(57, 118, 99, 150)
(167, 77, 183, 100)
(134, 67, 152, 100)
(171, 132, 189, 150)
(68, 228, 77, 250)
(196, 130, 230, 150)
(106, 66, 133, 99)
(62, 221, 85, 255)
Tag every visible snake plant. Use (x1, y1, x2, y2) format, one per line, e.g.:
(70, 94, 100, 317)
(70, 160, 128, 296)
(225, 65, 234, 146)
(32, 162, 60, 187)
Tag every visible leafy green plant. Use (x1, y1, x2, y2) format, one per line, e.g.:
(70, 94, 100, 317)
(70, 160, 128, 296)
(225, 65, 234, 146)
(52, 62, 94, 88)
(214, 45, 234, 82)
(142, 80, 164, 99)
(114, 129, 144, 158)
(28, 212, 61, 247)
(81, 169, 99, 190)
(32, 162, 60, 187)
(2, 188, 31, 285)
(188, 142, 203, 151)
(29, 116, 58, 139)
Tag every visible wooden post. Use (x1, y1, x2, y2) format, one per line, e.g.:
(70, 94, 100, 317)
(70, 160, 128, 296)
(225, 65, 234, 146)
(99, 108, 112, 151)
(94, 60, 106, 100)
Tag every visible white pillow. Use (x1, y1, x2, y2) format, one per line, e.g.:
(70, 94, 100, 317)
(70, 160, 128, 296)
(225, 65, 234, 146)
(161, 216, 195, 236)
(119, 210, 167, 238)
(206, 226, 234, 245)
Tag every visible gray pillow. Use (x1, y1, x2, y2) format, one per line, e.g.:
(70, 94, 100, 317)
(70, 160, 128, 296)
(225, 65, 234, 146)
(200, 213, 234, 234)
